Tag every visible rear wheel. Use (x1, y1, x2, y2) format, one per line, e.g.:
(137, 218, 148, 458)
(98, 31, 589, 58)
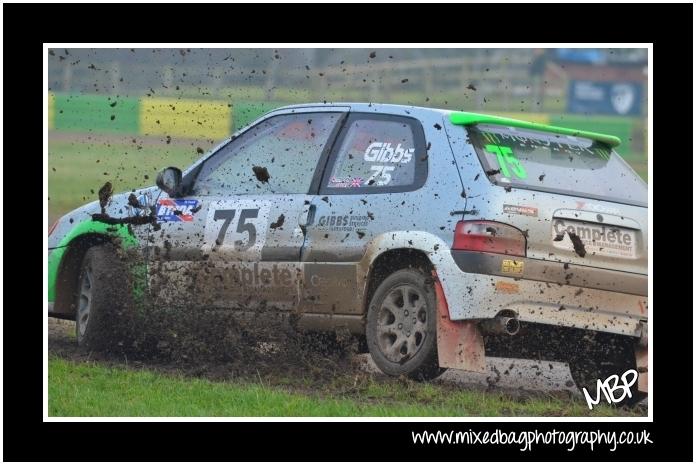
(75, 244, 133, 350)
(366, 269, 443, 380)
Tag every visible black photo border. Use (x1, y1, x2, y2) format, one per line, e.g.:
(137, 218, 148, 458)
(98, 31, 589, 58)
(3, 2, 692, 461)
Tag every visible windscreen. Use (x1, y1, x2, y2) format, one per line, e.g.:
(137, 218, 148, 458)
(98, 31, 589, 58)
(468, 124, 647, 206)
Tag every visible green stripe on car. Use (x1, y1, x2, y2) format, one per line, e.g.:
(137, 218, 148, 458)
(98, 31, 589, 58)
(450, 111, 621, 147)
(48, 221, 138, 302)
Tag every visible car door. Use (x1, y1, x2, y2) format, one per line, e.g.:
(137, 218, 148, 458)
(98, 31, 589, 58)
(148, 108, 347, 311)
(299, 112, 429, 316)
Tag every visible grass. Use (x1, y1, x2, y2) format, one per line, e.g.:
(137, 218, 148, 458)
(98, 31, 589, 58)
(48, 357, 637, 417)
(47, 134, 215, 222)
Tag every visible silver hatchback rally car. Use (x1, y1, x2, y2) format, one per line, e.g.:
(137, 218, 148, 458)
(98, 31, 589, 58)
(48, 103, 648, 401)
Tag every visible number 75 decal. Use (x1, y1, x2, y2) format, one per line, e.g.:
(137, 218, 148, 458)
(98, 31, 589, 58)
(203, 200, 270, 256)
(212, 208, 259, 250)
(367, 165, 396, 186)
(485, 144, 527, 179)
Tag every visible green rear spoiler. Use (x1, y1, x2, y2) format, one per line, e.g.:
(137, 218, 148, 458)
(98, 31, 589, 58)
(449, 111, 621, 148)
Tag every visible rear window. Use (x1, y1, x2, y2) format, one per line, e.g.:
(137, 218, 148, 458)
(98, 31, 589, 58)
(468, 124, 647, 207)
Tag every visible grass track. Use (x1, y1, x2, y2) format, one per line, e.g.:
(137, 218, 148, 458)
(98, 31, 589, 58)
(48, 357, 637, 417)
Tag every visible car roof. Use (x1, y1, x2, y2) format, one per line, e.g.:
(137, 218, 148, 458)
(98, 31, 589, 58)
(273, 103, 620, 147)
(275, 102, 451, 116)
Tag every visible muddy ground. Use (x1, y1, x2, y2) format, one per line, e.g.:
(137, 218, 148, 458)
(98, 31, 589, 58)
(49, 317, 645, 411)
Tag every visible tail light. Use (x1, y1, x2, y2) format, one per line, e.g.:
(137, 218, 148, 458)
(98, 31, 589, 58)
(452, 220, 526, 257)
(48, 219, 59, 237)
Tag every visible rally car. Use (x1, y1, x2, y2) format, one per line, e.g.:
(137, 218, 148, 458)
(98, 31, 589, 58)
(48, 103, 648, 401)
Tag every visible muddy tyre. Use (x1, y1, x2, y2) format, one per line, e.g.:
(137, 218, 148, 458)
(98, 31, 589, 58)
(567, 332, 645, 407)
(366, 269, 443, 380)
(75, 244, 134, 350)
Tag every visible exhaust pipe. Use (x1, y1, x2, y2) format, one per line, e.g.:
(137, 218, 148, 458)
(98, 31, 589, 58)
(481, 316, 520, 336)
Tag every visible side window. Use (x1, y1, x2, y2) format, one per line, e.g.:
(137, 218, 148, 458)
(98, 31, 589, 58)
(192, 112, 341, 196)
(322, 114, 427, 194)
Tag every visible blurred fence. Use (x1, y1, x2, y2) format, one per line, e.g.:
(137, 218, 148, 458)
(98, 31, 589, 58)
(48, 49, 647, 116)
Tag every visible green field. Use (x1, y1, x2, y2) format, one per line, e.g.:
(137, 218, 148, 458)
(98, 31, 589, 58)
(48, 133, 648, 223)
(48, 134, 214, 222)
(49, 357, 633, 417)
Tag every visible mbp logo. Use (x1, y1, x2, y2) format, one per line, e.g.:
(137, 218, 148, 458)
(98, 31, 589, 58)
(583, 369, 639, 410)
(364, 142, 414, 164)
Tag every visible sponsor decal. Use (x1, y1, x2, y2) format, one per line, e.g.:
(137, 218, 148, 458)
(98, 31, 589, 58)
(317, 214, 369, 232)
(495, 281, 520, 294)
(227, 263, 293, 287)
(309, 274, 353, 289)
(501, 259, 524, 275)
(503, 204, 538, 217)
(156, 198, 199, 222)
(303, 263, 358, 313)
(193, 262, 300, 307)
(552, 219, 635, 258)
(575, 201, 621, 215)
(329, 176, 365, 188)
(364, 142, 414, 164)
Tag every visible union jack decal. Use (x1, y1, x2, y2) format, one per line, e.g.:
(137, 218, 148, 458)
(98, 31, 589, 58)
(156, 198, 199, 222)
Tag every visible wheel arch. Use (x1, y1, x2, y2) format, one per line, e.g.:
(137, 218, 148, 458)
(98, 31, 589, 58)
(356, 231, 487, 374)
(49, 220, 139, 319)
(361, 248, 434, 319)
(51, 233, 114, 319)
(357, 231, 451, 318)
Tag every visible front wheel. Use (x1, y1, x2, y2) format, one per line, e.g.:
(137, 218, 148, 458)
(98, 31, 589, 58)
(366, 268, 444, 381)
(75, 244, 133, 350)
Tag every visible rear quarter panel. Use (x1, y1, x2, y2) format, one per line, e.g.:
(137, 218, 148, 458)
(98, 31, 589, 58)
(443, 118, 648, 274)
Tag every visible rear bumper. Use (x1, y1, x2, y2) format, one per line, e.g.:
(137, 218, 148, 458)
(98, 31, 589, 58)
(441, 250, 649, 395)
(442, 250, 647, 338)
(451, 250, 647, 296)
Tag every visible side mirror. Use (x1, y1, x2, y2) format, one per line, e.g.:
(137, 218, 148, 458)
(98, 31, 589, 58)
(156, 167, 183, 197)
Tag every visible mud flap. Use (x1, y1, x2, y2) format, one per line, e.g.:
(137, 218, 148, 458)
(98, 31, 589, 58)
(433, 271, 486, 373)
(635, 344, 648, 394)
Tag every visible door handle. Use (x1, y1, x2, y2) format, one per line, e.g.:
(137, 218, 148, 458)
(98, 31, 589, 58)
(298, 203, 316, 236)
